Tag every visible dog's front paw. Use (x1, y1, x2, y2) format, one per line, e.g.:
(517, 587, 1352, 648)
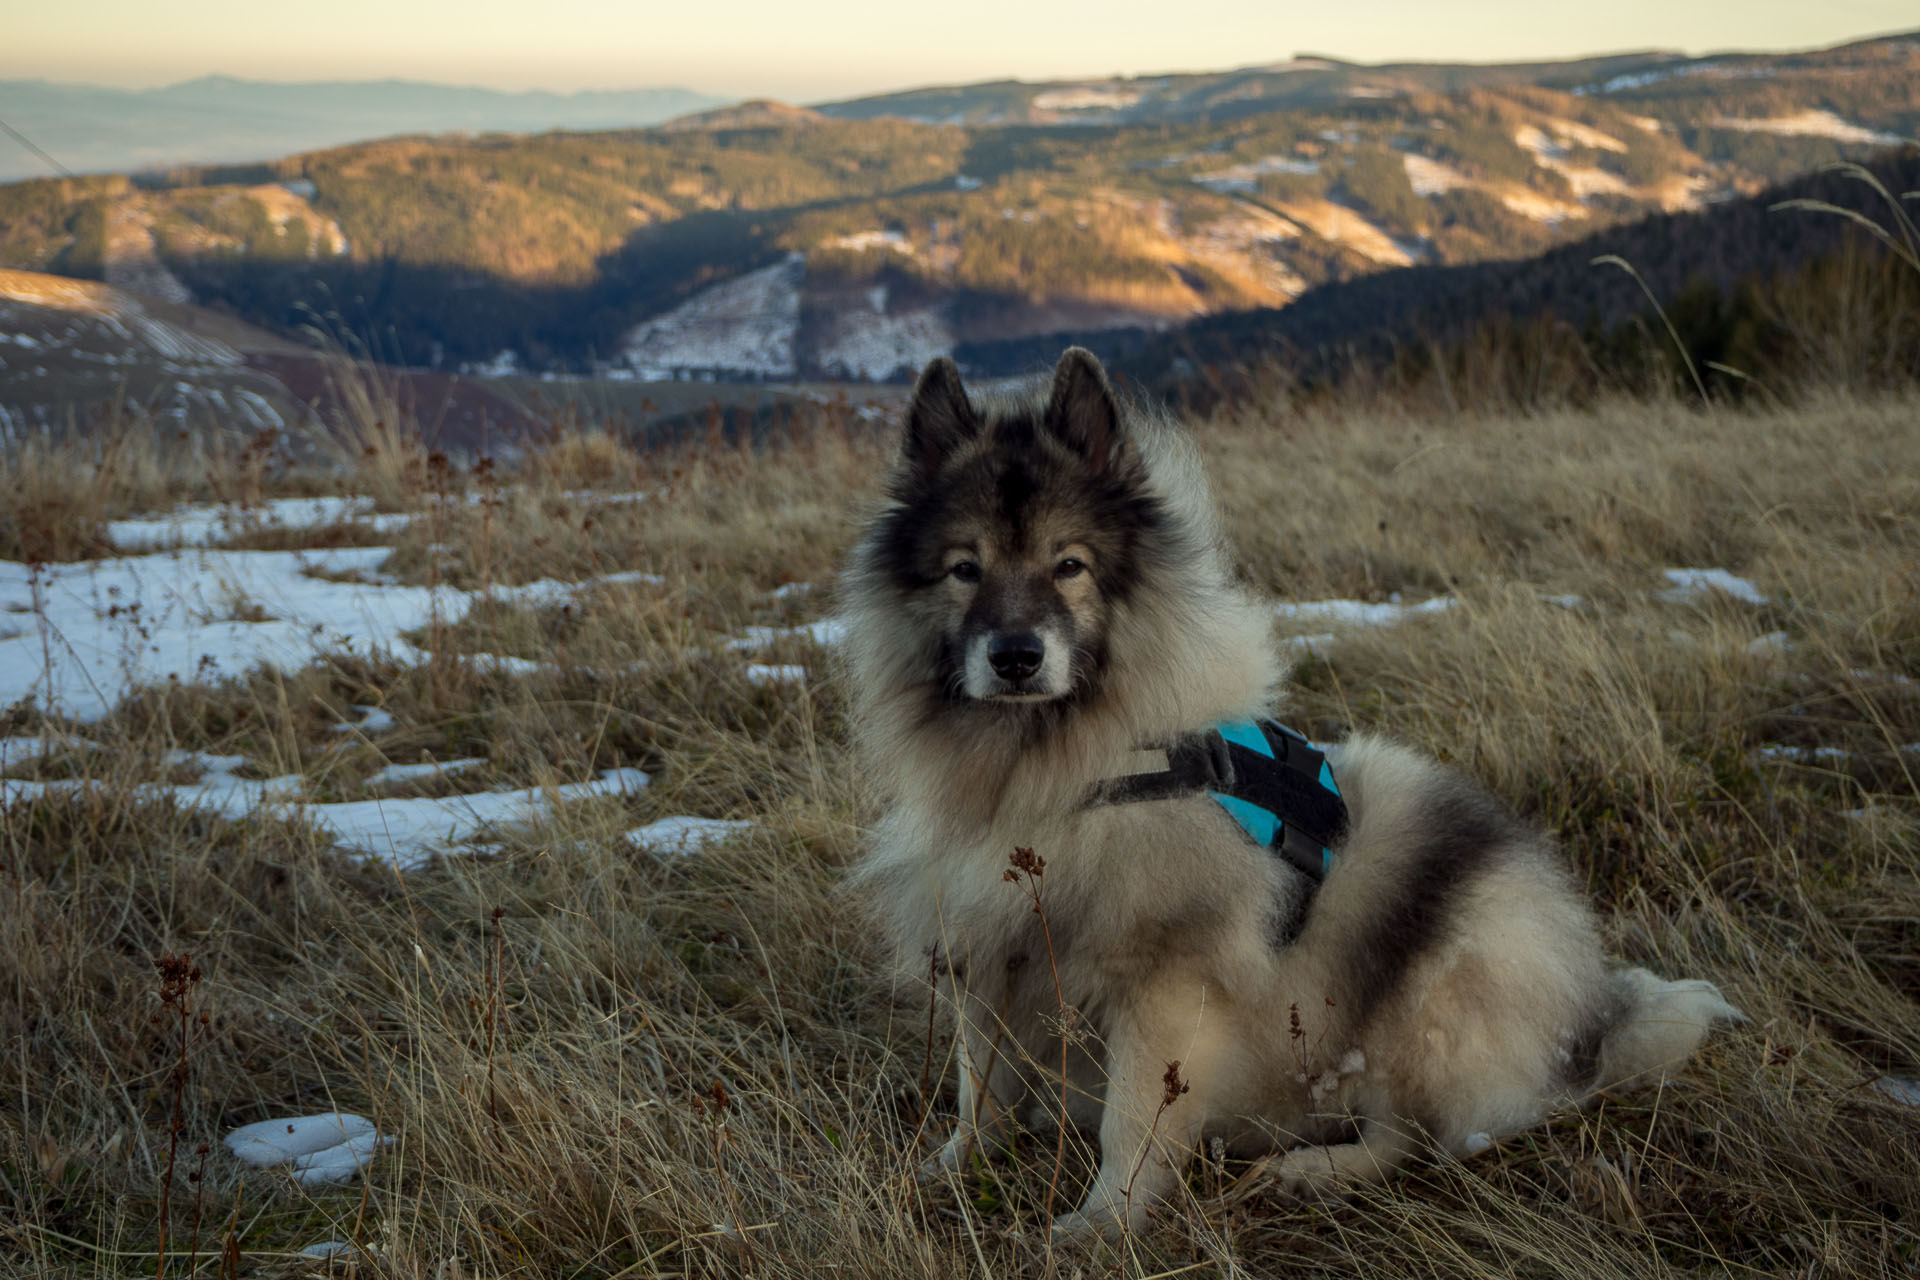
(1048, 1207, 1123, 1242)
(917, 1126, 974, 1183)
(1048, 1188, 1143, 1242)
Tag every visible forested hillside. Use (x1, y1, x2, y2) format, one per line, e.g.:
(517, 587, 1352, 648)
(0, 32, 1913, 379)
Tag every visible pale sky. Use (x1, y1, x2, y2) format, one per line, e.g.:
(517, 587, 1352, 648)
(6, 2, 1915, 102)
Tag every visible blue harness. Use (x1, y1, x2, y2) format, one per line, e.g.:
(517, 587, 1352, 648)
(1089, 717, 1348, 893)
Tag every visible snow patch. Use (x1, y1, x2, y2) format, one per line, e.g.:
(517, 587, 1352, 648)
(109, 497, 412, 552)
(1658, 568, 1767, 606)
(1872, 1077, 1920, 1108)
(1402, 154, 1470, 196)
(365, 757, 486, 788)
(1753, 744, 1848, 762)
(225, 1113, 387, 1186)
(333, 705, 397, 735)
(1, 767, 646, 868)
(729, 618, 849, 651)
(1273, 595, 1458, 628)
(1713, 111, 1908, 146)
(1193, 155, 1320, 194)
(620, 255, 802, 379)
(0, 732, 99, 772)
(745, 663, 807, 685)
(1032, 86, 1141, 112)
(625, 815, 753, 855)
(0, 547, 659, 722)
(812, 303, 953, 382)
(821, 229, 915, 257)
(1514, 125, 1631, 199)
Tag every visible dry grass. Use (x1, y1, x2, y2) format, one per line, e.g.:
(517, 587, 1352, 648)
(2, 382, 1917, 1279)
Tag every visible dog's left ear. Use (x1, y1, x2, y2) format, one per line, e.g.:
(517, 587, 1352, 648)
(1045, 347, 1125, 473)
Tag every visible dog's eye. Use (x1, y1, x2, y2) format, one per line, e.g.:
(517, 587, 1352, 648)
(949, 560, 981, 584)
(1054, 558, 1087, 580)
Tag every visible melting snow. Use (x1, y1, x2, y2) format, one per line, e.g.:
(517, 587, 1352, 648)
(729, 618, 848, 651)
(812, 300, 953, 382)
(225, 1113, 386, 1186)
(0, 546, 657, 722)
(1273, 595, 1457, 627)
(108, 498, 413, 552)
(1658, 568, 1768, 606)
(1193, 155, 1320, 193)
(625, 815, 753, 855)
(745, 663, 807, 685)
(1402, 154, 1470, 196)
(0, 732, 99, 772)
(2, 767, 647, 868)
(1872, 1077, 1920, 1108)
(620, 254, 802, 379)
(822, 229, 914, 256)
(1513, 125, 1631, 200)
(1753, 744, 1848, 762)
(365, 757, 486, 787)
(332, 705, 397, 735)
(1712, 111, 1908, 146)
(1032, 86, 1142, 112)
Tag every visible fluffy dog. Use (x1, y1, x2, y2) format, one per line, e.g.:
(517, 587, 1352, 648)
(842, 348, 1738, 1236)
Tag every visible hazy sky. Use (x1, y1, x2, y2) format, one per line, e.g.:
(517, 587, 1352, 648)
(7, 2, 1915, 101)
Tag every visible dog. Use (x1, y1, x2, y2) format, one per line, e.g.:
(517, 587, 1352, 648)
(841, 347, 1739, 1237)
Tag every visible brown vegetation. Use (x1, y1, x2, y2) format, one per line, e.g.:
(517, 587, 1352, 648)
(1, 369, 1916, 1277)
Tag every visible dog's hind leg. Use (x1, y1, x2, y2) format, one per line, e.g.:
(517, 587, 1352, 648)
(1272, 1117, 1422, 1197)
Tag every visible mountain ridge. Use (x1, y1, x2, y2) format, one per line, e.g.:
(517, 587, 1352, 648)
(0, 77, 725, 182)
(1, 31, 1915, 384)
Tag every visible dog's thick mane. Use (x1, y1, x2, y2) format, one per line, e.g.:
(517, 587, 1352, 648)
(841, 381, 1280, 836)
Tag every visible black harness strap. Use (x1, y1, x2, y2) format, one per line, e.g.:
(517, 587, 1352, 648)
(1088, 718, 1349, 895)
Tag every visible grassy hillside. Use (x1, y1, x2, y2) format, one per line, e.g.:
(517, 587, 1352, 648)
(2, 360, 1916, 1276)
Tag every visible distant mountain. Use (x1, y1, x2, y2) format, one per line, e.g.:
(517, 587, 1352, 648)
(0, 77, 725, 181)
(815, 33, 1919, 141)
(0, 33, 1914, 386)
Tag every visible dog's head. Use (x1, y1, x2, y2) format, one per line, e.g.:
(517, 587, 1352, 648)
(867, 347, 1167, 705)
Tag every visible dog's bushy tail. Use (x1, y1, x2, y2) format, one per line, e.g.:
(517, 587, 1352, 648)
(1593, 968, 1743, 1091)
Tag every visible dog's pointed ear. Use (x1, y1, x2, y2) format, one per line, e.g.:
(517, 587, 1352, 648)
(1044, 347, 1124, 473)
(901, 356, 981, 478)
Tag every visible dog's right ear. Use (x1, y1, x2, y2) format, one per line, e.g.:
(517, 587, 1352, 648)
(901, 357, 981, 480)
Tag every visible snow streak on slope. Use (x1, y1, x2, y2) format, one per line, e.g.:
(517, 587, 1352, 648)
(1711, 110, 1910, 145)
(620, 255, 803, 379)
(810, 283, 953, 381)
(1402, 154, 1471, 196)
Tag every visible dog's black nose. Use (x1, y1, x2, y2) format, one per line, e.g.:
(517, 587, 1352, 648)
(988, 633, 1044, 681)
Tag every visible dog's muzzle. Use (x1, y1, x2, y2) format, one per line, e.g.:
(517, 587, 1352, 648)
(965, 627, 1070, 700)
(988, 632, 1044, 682)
